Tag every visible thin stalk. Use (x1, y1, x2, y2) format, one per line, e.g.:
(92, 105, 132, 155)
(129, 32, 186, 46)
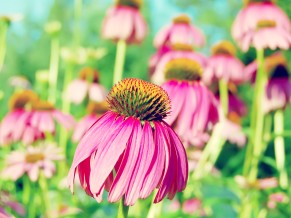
(0, 20, 8, 72)
(28, 182, 36, 218)
(219, 79, 229, 116)
(243, 49, 265, 177)
(113, 40, 127, 85)
(248, 49, 267, 182)
(274, 109, 288, 189)
(48, 37, 60, 104)
(22, 175, 30, 205)
(193, 125, 222, 179)
(59, 63, 73, 174)
(117, 198, 129, 218)
(38, 173, 50, 218)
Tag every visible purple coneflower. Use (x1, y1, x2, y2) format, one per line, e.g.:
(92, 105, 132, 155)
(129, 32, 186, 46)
(161, 58, 219, 147)
(68, 78, 188, 206)
(2, 143, 63, 182)
(0, 90, 43, 145)
(151, 44, 207, 85)
(102, 0, 147, 44)
(232, 0, 291, 51)
(66, 67, 107, 104)
(72, 101, 109, 142)
(245, 53, 291, 113)
(154, 14, 205, 48)
(204, 40, 245, 85)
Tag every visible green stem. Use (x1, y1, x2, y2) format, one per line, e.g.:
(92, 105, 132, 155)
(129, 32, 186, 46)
(219, 79, 229, 116)
(243, 49, 265, 177)
(248, 49, 267, 182)
(22, 175, 30, 205)
(39, 173, 50, 218)
(0, 20, 8, 72)
(193, 125, 222, 179)
(113, 40, 127, 85)
(117, 198, 129, 218)
(274, 109, 288, 189)
(48, 37, 60, 104)
(146, 202, 163, 218)
(59, 63, 74, 175)
(28, 182, 36, 218)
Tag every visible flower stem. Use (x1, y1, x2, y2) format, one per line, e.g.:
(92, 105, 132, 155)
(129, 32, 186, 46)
(274, 109, 288, 189)
(219, 79, 228, 116)
(113, 40, 127, 85)
(146, 202, 163, 218)
(248, 49, 267, 182)
(22, 175, 30, 205)
(117, 198, 129, 218)
(38, 173, 50, 218)
(0, 20, 8, 72)
(48, 37, 60, 104)
(193, 125, 223, 179)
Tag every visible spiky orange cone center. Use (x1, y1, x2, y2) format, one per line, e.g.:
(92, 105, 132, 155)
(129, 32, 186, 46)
(107, 78, 170, 121)
(9, 90, 39, 111)
(164, 58, 203, 81)
(212, 40, 236, 56)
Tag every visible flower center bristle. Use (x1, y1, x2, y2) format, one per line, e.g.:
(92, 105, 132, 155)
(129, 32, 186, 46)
(256, 19, 276, 29)
(164, 58, 203, 81)
(9, 90, 39, 111)
(79, 67, 99, 83)
(32, 100, 55, 111)
(228, 82, 238, 94)
(265, 53, 287, 74)
(212, 41, 236, 56)
(87, 101, 109, 115)
(171, 43, 193, 51)
(107, 78, 170, 121)
(25, 153, 45, 163)
(228, 112, 241, 125)
(116, 0, 142, 8)
(173, 14, 191, 24)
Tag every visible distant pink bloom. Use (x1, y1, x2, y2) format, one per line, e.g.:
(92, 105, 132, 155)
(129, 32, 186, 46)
(204, 40, 245, 84)
(0, 91, 43, 146)
(267, 192, 288, 209)
(68, 78, 188, 206)
(163, 80, 219, 147)
(232, 1, 291, 51)
(2, 143, 63, 182)
(182, 199, 205, 216)
(151, 46, 207, 84)
(149, 45, 171, 76)
(218, 119, 246, 147)
(245, 54, 291, 112)
(48, 204, 81, 218)
(258, 177, 278, 189)
(154, 14, 205, 48)
(28, 100, 75, 134)
(102, 3, 147, 44)
(66, 67, 107, 104)
(73, 101, 109, 142)
(167, 199, 181, 213)
(0, 191, 25, 217)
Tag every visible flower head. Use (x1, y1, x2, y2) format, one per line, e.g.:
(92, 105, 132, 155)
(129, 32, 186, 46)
(151, 44, 207, 84)
(154, 14, 205, 48)
(68, 78, 188, 206)
(232, 1, 291, 51)
(161, 58, 219, 147)
(66, 67, 107, 104)
(2, 143, 63, 182)
(204, 40, 245, 84)
(245, 53, 290, 112)
(102, 1, 147, 44)
(0, 90, 43, 146)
